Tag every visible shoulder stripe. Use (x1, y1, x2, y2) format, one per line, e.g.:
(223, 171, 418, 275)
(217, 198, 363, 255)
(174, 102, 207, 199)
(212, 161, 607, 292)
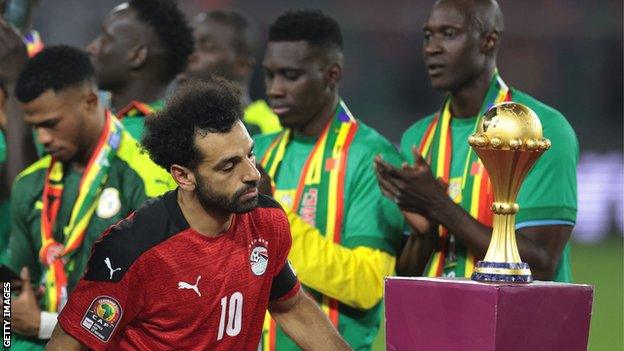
(84, 191, 187, 282)
(258, 194, 282, 209)
(16, 155, 51, 181)
(115, 131, 176, 197)
(244, 100, 282, 134)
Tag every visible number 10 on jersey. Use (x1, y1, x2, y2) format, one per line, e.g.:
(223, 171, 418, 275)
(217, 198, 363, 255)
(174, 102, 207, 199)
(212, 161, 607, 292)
(217, 292, 243, 341)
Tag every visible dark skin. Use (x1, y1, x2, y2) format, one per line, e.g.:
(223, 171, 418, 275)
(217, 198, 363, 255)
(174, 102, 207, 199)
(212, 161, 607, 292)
(86, 3, 169, 112)
(262, 41, 341, 137)
(184, 15, 254, 106)
(9, 83, 105, 336)
(376, 0, 571, 280)
(0, 17, 37, 203)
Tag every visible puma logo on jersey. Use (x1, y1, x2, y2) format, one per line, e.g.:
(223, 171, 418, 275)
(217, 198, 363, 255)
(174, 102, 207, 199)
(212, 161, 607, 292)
(104, 257, 122, 279)
(178, 275, 202, 297)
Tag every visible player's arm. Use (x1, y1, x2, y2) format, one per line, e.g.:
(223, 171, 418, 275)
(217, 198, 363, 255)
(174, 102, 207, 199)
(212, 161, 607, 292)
(45, 324, 87, 351)
(53, 224, 145, 351)
(258, 161, 396, 310)
(285, 209, 395, 309)
(6, 173, 58, 339)
(406, 196, 570, 279)
(268, 289, 351, 351)
(280, 145, 404, 310)
(395, 211, 437, 276)
(265, 199, 349, 350)
(376, 154, 571, 280)
(376, 138, 575, 280)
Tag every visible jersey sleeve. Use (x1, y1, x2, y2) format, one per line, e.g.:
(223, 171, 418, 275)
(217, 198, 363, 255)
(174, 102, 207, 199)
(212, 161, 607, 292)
(341, 140, 405, 255)
(268, 205, 300, 302)
(399, 115, 435, 164)
(516, 108, 579, 225)
(252, 132, 280, 161)
(57, 225, 145, 351)
(117, 131, 176, 207)
(5, 177, 39, 280)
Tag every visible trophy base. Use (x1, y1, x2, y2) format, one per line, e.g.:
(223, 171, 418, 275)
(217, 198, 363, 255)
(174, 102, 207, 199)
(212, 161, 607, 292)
(471, 261, 533, 283)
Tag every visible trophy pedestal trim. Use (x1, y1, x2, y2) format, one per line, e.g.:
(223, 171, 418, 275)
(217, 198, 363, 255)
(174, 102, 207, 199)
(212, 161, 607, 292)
(471, 261, 533, 283)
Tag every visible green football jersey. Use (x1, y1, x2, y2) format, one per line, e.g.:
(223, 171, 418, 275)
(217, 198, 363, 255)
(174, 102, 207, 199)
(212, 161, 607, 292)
(255, 119, 405, 350)
(400, 88, 579, 282)
(117, 100, 164, 141)
(244, 99, 282, 136)
(0, 131, 7, 264)
(5, 130, 174, 350)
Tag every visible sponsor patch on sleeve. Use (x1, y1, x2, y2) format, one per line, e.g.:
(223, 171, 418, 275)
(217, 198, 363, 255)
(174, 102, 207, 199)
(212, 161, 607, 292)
(81, 296, 123, 342)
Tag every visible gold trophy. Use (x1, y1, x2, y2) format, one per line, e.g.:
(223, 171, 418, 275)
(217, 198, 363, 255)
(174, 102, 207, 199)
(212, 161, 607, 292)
(468, 102, 550, 283)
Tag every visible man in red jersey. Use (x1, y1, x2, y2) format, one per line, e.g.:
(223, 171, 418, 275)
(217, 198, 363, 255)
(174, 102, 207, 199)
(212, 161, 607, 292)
(45, 78, 350, 351)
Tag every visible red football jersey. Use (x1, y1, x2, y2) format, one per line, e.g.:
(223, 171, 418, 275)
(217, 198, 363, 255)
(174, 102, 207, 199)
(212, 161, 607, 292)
(58, 190, 299, 350)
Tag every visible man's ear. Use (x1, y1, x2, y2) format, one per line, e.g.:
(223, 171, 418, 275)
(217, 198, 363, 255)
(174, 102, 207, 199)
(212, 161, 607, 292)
(83, 90, 99, 112)
(232, 56, 255, 81)
(129, 44, 149, 69)
(171, 164, 197, 191)
(326, 62, 342, 90)
(481, 31, 500, 54)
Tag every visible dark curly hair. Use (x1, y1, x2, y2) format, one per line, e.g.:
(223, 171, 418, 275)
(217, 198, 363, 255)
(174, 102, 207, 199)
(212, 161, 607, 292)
(129, 0, 194, 80)
(15, 45, 95, 103)
(142, 78, 242, 171)
(269, 9, 342, 50)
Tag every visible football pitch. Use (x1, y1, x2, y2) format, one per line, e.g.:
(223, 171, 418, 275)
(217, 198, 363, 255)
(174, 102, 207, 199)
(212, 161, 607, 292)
(372, 235, 624, 351)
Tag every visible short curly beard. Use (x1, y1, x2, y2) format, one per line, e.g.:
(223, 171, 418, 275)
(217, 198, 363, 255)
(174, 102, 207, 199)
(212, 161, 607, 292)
(195, 174, 258, 214)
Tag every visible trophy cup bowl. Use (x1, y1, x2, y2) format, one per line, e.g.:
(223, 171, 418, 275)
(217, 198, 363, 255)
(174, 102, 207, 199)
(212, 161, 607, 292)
(469, 102, 551, 283)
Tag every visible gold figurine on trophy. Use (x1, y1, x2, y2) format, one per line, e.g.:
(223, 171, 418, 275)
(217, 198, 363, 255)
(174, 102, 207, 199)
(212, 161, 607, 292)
(469, 102, 551, 283)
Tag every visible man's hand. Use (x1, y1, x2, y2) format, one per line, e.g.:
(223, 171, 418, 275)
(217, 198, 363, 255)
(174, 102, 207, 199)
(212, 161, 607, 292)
(269, 289, 352, 350)
(0, 18, 28, 84)
(402, 210, 432, 234)
(46, 323, 87, 351)
(374, 146, 450, 218)
(11, 267, 41, 337)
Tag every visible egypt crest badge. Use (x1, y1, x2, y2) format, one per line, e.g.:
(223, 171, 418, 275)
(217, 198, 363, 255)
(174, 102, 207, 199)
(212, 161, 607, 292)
(249, 238, 269, 276)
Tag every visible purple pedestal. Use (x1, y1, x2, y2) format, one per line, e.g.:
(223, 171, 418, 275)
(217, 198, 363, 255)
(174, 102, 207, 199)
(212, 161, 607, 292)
(385, 277, 593, 351)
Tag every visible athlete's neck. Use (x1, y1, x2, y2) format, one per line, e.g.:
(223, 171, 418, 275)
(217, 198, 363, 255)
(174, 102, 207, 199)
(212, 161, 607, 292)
(177, 189, 233, 237)
(111, 78, 169, 112)
(296, 94, 339, 138)
(72, 108, 106, 172)
(449, 65, 496, 118)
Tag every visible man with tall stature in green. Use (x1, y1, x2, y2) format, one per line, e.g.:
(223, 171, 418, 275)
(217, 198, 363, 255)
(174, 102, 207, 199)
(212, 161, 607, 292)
(376, 0, 578, 282)
(183, 10, 281, 136)
(255, 10, 405, 350)
(87, 0, 193, 139)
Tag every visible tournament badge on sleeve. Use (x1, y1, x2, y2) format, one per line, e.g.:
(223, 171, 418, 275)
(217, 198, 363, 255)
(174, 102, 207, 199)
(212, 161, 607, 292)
(81, 296, 123, 342)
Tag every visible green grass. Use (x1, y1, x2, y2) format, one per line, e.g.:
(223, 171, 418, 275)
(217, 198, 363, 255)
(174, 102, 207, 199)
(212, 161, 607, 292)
(372, 235, 624, 350)
(572, 236, 624, 351)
